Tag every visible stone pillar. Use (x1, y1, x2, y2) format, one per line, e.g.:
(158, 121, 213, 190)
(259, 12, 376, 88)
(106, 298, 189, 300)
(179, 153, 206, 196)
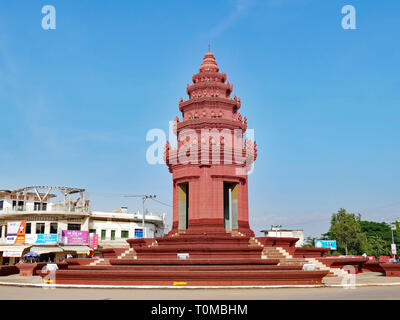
(189, 178, 199, 221)
(237, 179, 252, 235)
(172, 183, 178, 232)
(178, 183, 188, 230)
(223, 184, 230, 231)
(231, 183, 239, 230)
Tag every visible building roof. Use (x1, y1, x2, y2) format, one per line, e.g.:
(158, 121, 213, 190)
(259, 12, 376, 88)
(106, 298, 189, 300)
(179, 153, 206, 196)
(91, 210, 165, 223)
(260, 229, 304, 232)
(0, 190, 57, 199)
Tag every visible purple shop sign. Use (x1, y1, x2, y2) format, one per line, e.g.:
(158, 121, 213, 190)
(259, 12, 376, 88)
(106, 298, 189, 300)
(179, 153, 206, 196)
(61, 230, 89, 244)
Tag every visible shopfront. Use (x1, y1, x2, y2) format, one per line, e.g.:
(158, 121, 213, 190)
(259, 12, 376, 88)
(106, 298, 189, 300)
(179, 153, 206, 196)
(0, 245, 31, 265)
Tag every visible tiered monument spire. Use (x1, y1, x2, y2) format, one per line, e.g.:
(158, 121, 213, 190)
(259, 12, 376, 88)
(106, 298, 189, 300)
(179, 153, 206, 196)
(165, 51, 257, 236)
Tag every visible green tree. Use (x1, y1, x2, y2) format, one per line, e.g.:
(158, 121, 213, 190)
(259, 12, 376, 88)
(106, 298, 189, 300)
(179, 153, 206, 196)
(314, 212, 399, 257)
(361, 235, 390, 257)
(303, 236, 316, 248)
(359, 220, 400, 257)
(327, 208, 365, 255)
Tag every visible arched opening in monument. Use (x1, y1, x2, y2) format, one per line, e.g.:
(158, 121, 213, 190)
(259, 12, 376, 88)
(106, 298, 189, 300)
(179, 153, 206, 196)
(223, 182, 238, 231)
(178, 182, 189, 230)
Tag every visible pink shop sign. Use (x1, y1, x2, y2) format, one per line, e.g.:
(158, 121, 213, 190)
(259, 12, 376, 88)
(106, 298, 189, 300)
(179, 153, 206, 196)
(61, 230, 89, 244)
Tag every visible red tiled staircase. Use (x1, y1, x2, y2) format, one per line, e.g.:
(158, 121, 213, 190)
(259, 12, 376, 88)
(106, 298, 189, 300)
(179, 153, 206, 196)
(41, 233, 329, 286)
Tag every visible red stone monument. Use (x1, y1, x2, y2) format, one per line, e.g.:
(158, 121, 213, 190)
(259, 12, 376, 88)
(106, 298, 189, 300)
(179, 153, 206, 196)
(38, 51, 341, 286)
(165, 51, 257, 237)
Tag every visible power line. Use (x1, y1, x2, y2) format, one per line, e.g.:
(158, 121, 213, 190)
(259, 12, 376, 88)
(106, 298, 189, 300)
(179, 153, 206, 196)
(359, 201, 400, 212)
(150, 197, 173, 208)
(86, 192, 130, 198)
(283, 217, 330, 227)
(86, 191, 173, 209)
(123, 194, 156, 239)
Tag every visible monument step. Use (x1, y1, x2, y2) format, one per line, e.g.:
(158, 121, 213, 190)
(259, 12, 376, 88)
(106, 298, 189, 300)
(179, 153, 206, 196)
(262, 254, 286, 258)
(155, 236, 251, 244)
(39, 269, 329, 286)
(134, 245, 262, 253)
(109, 258, 280, 265)
(153, 239, 252, 246)
(67, 265, 302, 272)
(135, 253, 263, 260)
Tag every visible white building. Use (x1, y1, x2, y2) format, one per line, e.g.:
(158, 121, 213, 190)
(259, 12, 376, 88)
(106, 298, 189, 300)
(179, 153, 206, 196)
(0, 186, 166, 264)
(90, 208, 166, 248)
(260, 228, 304, 247)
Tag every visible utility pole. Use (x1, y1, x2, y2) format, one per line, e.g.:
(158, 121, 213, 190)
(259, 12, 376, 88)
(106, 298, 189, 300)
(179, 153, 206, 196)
(142, 195, 156, 238)
(124, 194, 156, 238)
(271, 225, 282, 237)
(390, 222, 397, 261)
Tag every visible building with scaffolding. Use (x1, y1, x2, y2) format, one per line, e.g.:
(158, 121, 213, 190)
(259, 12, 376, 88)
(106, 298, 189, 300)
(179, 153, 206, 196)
(0, 186, 165, 264)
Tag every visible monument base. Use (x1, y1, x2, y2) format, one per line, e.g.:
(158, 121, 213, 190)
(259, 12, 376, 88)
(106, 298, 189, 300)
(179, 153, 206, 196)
(38, 231, 333, 286)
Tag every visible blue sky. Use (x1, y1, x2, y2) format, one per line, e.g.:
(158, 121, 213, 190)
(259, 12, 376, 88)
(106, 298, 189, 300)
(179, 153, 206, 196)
(0, 0, 399, 237)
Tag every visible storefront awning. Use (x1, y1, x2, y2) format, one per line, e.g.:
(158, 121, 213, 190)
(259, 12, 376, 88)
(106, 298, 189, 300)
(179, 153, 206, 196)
(30, 246, 64, 254)
(60, 246, 91, 254)
(0, 246, 31, 257)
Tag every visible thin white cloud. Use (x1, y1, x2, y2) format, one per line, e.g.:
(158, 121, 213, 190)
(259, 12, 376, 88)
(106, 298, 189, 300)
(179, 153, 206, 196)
(207, 0, 254, 39)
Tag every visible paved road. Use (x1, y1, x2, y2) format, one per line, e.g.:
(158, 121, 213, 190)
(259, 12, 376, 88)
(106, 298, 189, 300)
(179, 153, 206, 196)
(0, 285, 400, 300)
(0, 273, 399, 300)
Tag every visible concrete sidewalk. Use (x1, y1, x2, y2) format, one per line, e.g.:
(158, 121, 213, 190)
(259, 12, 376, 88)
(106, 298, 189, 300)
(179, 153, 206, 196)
(323, 272, 400, 286)
(0, 274, 43, 284)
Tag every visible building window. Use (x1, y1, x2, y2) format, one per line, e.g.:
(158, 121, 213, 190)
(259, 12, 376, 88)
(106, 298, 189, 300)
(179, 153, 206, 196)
(0, 226, 2, 237)
(36, 223, 45, 234)
(0, 200, 3, 210)
(34, 202, 47, 211)
(101, 230, 106, 240)
(67, 224, 81, 231)
(13, 201, 24, 211)
(111, 230, 116, 240)
(50, 223, 58, 234)
(135, 229, 143, 238)
(121, 230, 129, 238)
(26, 223, 31, 234)
(89, 229, 96, 234)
